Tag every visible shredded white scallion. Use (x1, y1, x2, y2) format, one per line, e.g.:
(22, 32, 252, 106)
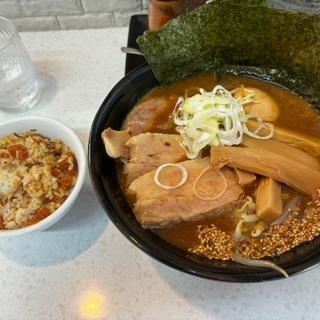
(154, 163, 188, 190)
(173, 85, 274, 159)
(243, 121, 274, 140)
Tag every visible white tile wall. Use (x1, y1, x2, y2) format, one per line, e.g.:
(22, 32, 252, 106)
(1, 0, 319, 31)
(1, 0, 147, 31)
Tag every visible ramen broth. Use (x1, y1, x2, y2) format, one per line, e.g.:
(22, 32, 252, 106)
(118, 72, 320, 251)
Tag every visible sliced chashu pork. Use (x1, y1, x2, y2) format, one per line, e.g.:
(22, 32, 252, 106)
(210, 146, 320, 198)
(123, 133, 187, 186)
(123, 97, 173, 135)
(102, 130, 187, 186)
(234, 168, 256, 190)
(101, 97, 174, 158)
(101, 128, 132, 158)
(128, 157, 244, 229)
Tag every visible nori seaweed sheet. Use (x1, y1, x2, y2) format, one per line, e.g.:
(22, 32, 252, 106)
(137, 1, 320, 111)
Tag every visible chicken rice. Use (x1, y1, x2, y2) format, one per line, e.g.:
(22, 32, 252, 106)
(0, 131, 78, 229)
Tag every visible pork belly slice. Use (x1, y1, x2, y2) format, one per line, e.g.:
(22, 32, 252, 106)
(210, 146, 320, 198)
(128, 157, 244, 229)
(242, 136, 320, 170)
(234, 168, 256, 189)
(102, 131, 187, 186)
(102, 97, 174, 158)
(124, 133, 187, 186)
(123, 98, 173, 135)
(101, 128, 132, 158)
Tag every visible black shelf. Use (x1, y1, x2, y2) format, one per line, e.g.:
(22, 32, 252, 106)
(125, 14, 148, 75)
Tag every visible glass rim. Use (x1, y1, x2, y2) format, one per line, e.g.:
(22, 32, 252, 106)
(0, 17, 17, 51)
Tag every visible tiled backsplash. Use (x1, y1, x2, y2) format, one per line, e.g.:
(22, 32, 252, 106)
(1, 0, 320, 32)
(1, 0, 149, 31)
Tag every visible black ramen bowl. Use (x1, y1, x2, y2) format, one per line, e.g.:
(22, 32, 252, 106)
(88, 64, 320, 282)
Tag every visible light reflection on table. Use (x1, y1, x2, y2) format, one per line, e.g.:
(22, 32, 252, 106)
(79, 288, 107, 319)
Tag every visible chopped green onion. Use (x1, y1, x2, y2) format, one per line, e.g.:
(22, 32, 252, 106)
(173, 85, 274, 159)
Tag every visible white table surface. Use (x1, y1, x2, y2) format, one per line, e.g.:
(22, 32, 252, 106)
(0, 27, 319, 320)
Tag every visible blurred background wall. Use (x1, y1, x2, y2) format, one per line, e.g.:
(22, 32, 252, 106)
(0, 0, 319, 32)
(0, 0, 149, 31)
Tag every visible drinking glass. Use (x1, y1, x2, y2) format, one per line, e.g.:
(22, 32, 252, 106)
(0, 17, 40, 113)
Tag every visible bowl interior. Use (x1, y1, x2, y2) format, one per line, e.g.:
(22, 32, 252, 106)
(0, 116, 86, 235)
(89, 65, 320, 282)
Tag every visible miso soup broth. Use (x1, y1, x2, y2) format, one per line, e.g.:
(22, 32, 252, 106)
(101, 71, 320, 275)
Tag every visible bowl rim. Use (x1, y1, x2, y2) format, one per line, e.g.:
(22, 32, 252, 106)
(88, 64, 320, 282)
(0, 115, 86, 236)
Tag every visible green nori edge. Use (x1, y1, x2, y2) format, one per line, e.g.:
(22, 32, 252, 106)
(212, 63, 320, 108)
(137, 1, 320, 112)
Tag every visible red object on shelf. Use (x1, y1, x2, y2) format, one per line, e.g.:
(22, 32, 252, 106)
(148, 0, 186, 30)
(148, 0, 206, 31)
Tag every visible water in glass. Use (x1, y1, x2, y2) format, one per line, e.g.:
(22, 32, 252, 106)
(0, 17, 40, 113)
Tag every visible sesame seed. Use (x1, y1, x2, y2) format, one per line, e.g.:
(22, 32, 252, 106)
(189, 190, 320, 260)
